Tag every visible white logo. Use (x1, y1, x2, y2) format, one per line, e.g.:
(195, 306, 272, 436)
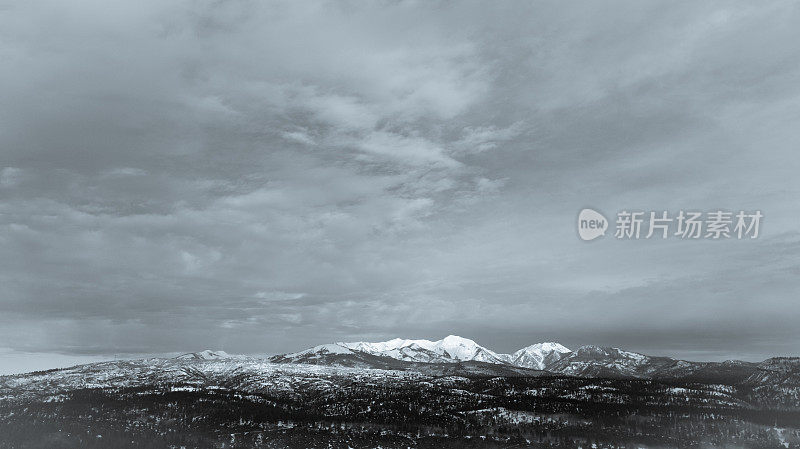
(577, 208, 608, 241)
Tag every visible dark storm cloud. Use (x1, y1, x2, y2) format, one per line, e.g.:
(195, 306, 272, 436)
(1, 0, 800, 370)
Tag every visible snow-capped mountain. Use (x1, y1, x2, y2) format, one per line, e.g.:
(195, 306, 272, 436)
(272, 335, 570, 369)
(511, 342, 572, 369)
(338, 335, 512, 364)
(335, 335, 500, 364)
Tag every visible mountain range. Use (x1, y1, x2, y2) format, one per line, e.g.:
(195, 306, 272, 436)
(268, 335, 800, 386)
(3, 338, 799, 448)
(270, 335, 570, 369)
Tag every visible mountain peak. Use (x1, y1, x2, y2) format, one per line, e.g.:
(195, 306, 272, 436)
(511, 342, 572, 369)
(435, 335, 490, 361)
(438, 335, 478, 346)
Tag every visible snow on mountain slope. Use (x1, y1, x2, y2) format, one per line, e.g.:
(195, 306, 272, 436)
(339, 339, 453, 363)
(297, 344, 354, 356)
(339, 335, 514, 364)
(275, 335, 571, 368)
(343, 338, 433, 353)
(379, 344, 454, 363)
(0, 356, 424, 403)
(337, 335, 482, 363)
(434, 335, 508, 364)
(511, 342, 572, 369)
(267, 344, 363, 365)
(175, 350, 231, 360)
(547, 345, 675, 378)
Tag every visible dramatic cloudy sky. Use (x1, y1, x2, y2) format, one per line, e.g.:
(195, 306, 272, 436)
(1, 0, 799, 373)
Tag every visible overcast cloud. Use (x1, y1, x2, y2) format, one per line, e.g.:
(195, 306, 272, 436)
(1, 0, 800, 373)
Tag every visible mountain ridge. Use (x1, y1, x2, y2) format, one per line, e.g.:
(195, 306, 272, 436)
(268, 336, 789, 385)
(296, 335, 571, 369)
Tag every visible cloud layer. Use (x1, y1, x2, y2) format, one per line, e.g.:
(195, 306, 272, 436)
(1, 0, 800, 367)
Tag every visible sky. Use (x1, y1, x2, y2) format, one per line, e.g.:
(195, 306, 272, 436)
(1, 0, 800, 374)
